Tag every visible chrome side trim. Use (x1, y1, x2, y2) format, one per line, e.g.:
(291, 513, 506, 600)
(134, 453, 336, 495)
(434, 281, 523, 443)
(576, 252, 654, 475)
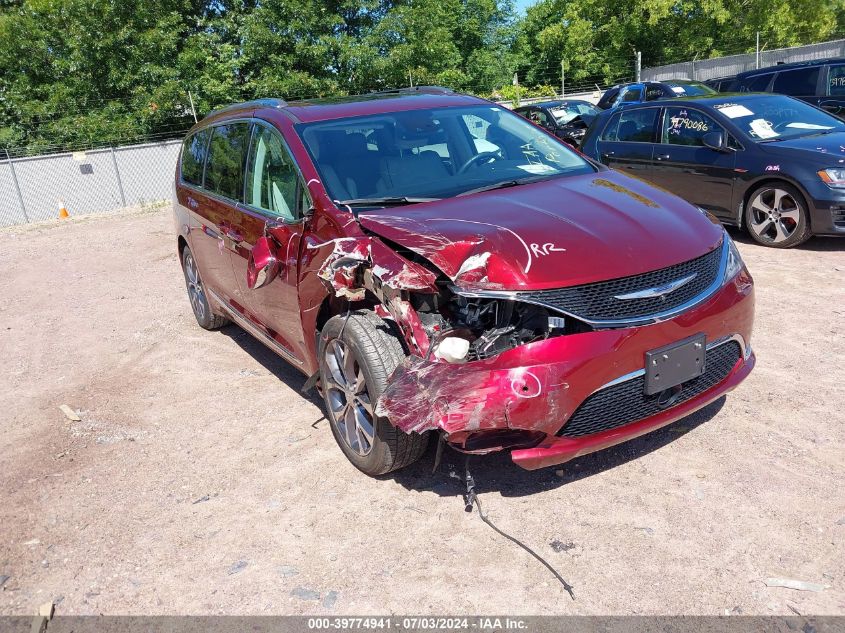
(207, 288, 304, 366)
(451, 238, 729, 330)
(586, 333, 748, 397)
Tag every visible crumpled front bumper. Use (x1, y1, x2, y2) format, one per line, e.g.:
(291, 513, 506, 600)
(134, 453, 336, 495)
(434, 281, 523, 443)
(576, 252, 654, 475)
(376, 269, 755, 470)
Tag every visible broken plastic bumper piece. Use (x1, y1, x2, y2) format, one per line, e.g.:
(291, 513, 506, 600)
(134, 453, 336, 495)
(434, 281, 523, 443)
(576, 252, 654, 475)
(377, 274, 755, 470)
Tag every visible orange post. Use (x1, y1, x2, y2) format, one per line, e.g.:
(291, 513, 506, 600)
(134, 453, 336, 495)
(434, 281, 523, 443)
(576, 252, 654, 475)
(58, 199, 69, 219)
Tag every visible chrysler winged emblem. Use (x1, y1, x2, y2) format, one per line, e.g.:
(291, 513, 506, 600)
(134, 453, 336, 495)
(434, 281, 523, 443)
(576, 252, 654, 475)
(614, 273, 698, 301)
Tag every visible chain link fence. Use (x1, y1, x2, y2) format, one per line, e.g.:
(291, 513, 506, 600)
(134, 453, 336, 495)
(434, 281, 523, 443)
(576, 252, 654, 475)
(0, 139, 182, 227)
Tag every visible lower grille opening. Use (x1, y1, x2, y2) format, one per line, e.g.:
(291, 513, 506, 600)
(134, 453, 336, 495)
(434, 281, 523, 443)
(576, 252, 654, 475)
(558, 341, 742, 438)
(832, 205, 845, 229)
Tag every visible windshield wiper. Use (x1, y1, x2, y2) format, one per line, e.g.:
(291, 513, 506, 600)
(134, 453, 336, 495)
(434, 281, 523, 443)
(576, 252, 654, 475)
(456, 175, 555, 197)
(336, 196, 440, 207)
(797, 129, 841, 138)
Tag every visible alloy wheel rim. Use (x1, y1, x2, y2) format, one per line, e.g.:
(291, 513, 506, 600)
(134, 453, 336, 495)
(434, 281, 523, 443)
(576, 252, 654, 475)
(323, 338, 375, 456)
(184, 252, 206, 320)
(749, 188, 800, 244)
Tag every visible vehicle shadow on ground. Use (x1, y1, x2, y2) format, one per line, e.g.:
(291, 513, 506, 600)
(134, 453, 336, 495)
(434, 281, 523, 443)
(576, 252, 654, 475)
(727, 226, 843, 251)
(388, 397, 726, 499)
(217, 320, 728, 499)
(218, 324, 326, 414)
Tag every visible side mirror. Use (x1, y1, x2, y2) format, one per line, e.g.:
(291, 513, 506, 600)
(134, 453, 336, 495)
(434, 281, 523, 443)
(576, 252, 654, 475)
(702, 131, 726, 152)
(247, 236, 280, 290)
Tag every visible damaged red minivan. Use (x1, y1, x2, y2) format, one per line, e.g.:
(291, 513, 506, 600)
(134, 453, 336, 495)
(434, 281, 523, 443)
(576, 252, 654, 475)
(173, 87, 755, 476)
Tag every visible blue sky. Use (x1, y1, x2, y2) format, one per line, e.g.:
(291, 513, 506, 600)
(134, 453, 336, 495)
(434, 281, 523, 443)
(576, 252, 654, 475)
(513, 0, 538, 14)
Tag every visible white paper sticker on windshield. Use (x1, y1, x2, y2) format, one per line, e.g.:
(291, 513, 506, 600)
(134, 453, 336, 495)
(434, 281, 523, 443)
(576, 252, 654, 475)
(517, 164, 557, 174)
(785, 122, 832, 130)
(671, 86, 686, 94)
(715, 105, 754, 118)
(750, 118, 778, 139)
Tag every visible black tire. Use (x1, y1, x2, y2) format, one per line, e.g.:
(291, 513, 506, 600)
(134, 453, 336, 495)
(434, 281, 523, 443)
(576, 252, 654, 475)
(181, 246, 228, 330)
(744, 182, 812, 248)
(318, 310, 429, 475)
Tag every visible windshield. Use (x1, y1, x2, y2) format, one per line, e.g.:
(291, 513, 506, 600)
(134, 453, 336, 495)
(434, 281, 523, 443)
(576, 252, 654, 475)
(296, 104, 594, 204)
(549, 102, 600, 124)
(712, 96, 845, 141)
(665, 82, 716, 96)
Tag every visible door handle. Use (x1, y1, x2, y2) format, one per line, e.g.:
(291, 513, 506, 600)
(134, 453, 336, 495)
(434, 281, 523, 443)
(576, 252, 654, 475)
(656, 154, 671, 161)
(220, 225, 244, 246)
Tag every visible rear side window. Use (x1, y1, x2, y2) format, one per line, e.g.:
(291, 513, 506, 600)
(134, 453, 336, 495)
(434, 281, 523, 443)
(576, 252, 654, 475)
(180, 129, 210, 186)
(829, 65, 845, 95)
(615, 109, 658, 142)
(597, 87, 620, 109)
(661, 107, 723, 146)
(621, 87, 643, 102)
(245, 125, 300, 222)
(772, 67, 820, 96)
(205, 123, 252, 201)
(742, 73, 773, 92)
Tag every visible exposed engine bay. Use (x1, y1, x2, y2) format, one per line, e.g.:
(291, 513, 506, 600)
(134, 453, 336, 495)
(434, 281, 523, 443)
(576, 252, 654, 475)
(315, 230, 590, 367)
(413, 292, 578, 362)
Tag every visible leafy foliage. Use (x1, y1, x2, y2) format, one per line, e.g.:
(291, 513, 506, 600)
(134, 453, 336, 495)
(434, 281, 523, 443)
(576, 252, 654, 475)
(515, 0, 845, 88)
(0, 0, 842, 153)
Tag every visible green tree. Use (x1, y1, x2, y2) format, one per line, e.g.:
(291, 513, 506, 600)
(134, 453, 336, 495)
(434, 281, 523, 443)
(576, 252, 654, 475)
(514, 0, 845, 89)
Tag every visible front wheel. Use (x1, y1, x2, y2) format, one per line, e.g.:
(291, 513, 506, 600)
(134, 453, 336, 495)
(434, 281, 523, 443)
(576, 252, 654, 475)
(745, 183, 812, 248)
(318, 311, 429, 476)
(181, 246, 228, 330)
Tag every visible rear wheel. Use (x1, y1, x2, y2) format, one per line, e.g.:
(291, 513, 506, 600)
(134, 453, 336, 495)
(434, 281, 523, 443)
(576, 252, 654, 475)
(318, 311, 428, 475)
(181, 247, 228, 330)
(745, 183, 812, 248)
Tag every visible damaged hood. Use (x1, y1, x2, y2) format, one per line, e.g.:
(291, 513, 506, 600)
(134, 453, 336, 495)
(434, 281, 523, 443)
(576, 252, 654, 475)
(358, 170, 723, 291)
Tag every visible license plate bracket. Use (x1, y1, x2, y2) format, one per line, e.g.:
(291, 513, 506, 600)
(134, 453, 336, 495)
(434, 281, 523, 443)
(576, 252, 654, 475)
(644, 334, 706, 396)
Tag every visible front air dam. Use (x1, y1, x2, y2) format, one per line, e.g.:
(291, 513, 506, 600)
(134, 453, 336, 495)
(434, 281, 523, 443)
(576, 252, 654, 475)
(510, 350, 755, 470)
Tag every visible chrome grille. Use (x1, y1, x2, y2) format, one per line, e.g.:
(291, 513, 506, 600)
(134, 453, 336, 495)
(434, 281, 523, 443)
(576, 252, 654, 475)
(519, 242, 724, 324)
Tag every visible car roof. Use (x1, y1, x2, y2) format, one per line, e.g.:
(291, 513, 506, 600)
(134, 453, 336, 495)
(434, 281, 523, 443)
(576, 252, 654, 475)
(736, 57, 845, 78)
(614, 92, 790, 108)
(662, 79, 706, 85)
(198, 87, 488, 127)
(522, 99, 594, 109)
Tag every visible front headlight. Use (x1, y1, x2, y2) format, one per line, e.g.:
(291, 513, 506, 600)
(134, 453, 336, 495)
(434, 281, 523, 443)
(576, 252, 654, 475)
(724, 232, 744, 282)
(818, 168, 845, 188)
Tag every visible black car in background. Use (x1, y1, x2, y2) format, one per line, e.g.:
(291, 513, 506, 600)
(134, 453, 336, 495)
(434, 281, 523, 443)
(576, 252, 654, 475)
(704, 76, 736, 92)
(596, 80, 716, 110)
(580, 93, 845, 248)
(513, 100, 600, 147)
(730, 58, 845, 117)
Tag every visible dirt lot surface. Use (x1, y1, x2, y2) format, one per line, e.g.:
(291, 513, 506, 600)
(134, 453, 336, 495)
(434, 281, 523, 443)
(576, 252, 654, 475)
(1, 207, 844, 615)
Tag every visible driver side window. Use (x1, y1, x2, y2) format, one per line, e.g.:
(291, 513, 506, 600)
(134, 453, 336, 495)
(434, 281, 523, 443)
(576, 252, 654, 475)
(245, 125, 301, 222)
(529, 109, 551, 127)
(661, 107, 722, 146)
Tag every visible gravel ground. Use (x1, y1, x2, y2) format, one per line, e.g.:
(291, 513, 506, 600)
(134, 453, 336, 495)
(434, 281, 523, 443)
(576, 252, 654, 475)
(0, 207, 843, 616)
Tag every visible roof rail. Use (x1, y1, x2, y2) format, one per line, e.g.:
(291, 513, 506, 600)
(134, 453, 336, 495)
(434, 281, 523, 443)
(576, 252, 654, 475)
(206, 98, 288, 119)
(367, 86, 455, 96)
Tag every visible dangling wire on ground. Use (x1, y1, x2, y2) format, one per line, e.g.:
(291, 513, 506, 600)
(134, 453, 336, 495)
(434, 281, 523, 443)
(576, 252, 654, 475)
(458, 456, 576, 600)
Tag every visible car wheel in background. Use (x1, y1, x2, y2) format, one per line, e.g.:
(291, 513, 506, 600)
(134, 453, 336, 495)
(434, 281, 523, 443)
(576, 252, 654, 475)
(318, 311, 428, 476)
(745, 183, 812, 248)
(181, 246, 229, 330)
